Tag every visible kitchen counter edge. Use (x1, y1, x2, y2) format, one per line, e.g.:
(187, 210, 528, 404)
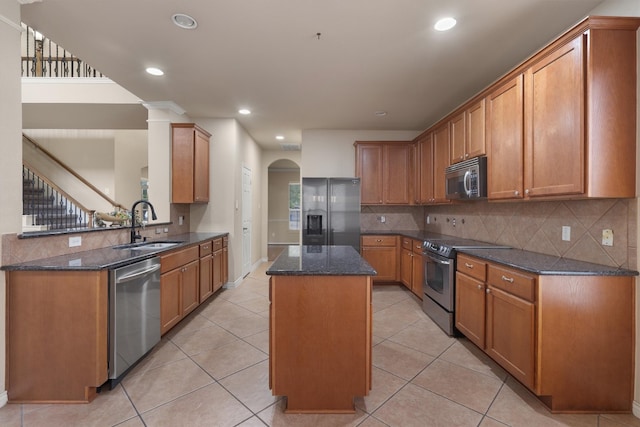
(1, 232, 229, 271)
(267, 245, 376, 276)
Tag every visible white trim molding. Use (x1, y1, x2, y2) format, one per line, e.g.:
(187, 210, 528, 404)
(0, 13, 23, 32)
(633, 400, 640, 419)
(142, 101, 186, 116)
(0, 390, 8, 408)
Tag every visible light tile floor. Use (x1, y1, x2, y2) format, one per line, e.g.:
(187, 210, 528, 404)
(2, 262, 640, 427)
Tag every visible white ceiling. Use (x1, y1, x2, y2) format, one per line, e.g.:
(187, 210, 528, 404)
(20, 0, 608, 150)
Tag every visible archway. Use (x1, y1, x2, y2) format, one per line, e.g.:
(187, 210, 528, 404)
(267, 159, 300, 260)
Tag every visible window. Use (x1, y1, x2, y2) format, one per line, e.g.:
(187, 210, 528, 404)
(289, 182, 300, 230)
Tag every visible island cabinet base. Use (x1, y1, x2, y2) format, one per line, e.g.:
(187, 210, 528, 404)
(269, 275, 372, 413)
(6, 270, 109, 403)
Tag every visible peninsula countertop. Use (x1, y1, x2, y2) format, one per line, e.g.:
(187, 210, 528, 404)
(267, 245, 376, 276)
(1, 232, 228, 271)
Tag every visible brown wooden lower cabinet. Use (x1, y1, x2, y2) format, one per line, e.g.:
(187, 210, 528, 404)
(361, 235, 398, 282)
(455, 254, 634, 412)
(400, 237, 424, 298)
(6, 270, 108, 403)
(269, 275, 372, 413)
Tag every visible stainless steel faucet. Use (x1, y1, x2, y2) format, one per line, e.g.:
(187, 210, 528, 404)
(130, 200, 158, 244)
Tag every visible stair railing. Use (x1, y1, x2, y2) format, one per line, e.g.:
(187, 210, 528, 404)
(23, 163, 94, 230)
(21, 23, 105, 78)
(23, 134, 127, 213)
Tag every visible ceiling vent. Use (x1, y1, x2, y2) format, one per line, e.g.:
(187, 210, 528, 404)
(280, 143, 301, 151)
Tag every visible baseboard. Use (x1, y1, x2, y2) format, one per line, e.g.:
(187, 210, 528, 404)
(0, 390, 8, 408)
(222, 258, 269, 289)
(633, 400, 640, 418)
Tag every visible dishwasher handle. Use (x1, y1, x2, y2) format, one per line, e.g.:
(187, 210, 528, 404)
(116, 263, 161, 284)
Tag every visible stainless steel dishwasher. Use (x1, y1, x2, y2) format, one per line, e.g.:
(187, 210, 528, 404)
(109, 256, 161, 384)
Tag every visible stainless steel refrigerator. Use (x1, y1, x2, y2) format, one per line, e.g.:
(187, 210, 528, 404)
(302, 178, 361, 251)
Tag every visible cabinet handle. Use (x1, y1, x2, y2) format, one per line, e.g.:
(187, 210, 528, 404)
(486, 288, 491, 294)
(514, 190, 519, 196)
(525, 189, 530, 195)
(203, 245, 209, 249)
(477, 284, 482, 290)
(464, 262, 474, 269)
(465, 153, 469, 158)
(376, 239, 382, 242)
(501, 275, 514, 283)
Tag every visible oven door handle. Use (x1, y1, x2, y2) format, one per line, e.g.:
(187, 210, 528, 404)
(424, 253, 451, 265)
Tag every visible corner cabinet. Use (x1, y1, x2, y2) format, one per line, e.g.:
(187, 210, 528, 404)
(487, 17, 639, 200)
(354, 141, 413, 205)
(455, 254, 634, 412)
(171, 123, 211, 203)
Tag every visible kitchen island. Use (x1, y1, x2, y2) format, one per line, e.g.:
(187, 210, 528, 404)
(267, 245, 376, 413)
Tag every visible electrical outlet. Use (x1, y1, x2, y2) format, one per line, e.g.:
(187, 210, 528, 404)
(602, 229, 614, 246)
(380, 216, 386, 223)
(69, 236, 82, 247)
(561, 226, 571, 241)
(179, 215, 184, 225)
(426, 215, 430, 224)
(155, 228, 162, 234)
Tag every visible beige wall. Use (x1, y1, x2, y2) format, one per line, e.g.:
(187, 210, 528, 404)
(268, 170, 300, 244)
(301, 129, 421, 177)
(190, 118, 263, 284)
(0, 1, 24, 406)
(114, 130, 148, 208)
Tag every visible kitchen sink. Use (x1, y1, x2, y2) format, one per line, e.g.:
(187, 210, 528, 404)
(113, 241, 182, 250)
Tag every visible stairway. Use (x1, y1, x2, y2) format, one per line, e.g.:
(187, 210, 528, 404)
(22, 177, 86, 231)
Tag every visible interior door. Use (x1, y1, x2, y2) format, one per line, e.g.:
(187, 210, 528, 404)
(242, 166, 252, 277)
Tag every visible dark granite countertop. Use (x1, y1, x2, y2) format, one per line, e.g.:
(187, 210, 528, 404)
(267, 245, 376, 276)
(1, 232, 228, 271)
(459, 248, 638, 276)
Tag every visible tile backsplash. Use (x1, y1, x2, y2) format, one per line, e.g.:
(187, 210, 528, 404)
(362, 199, 637, 270)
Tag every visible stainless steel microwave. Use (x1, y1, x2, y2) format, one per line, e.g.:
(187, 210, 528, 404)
(445, 156, 487, 200)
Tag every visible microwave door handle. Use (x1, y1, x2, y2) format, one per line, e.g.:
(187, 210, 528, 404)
(463, 170, 471, 196)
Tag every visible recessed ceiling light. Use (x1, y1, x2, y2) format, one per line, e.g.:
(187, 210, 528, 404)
(434, 17, 457, 31)
(172, 13, 198, 30)
(374, 111, 387, 117)
(145, 67, 164, 76)
(276, 135, 285, 140)
(238, 108, 251, 115)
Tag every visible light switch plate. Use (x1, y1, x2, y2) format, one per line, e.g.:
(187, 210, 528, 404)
(561, 226, 571, 241)
(602, 229, 614, 246)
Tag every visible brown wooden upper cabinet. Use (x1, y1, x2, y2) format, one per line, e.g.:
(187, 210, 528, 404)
(355, 141, 413, 205)
(414, 128, 449, 205)
(486, 17, 639, 200)
(171, 123, 211, 203)
(450, 99, 486, 165)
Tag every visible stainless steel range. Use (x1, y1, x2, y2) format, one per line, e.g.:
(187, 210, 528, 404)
(422, 237, 508, 336)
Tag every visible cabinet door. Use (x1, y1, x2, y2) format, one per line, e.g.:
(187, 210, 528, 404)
(455, 272, 486, 348)
(361, 247, 397, 282)
(412, 142, 421, 204)
(161, 269, 182, 335)
(222, 245, 229, 285)
(450, 112, 466, 164)
(400, 249, 412, 288)
(384, 144, 411, 204)
(487, 75, 525, 200)
(409, 239, 424, 298)
(466, 99, 486, 159)
(486, 286, 535, 389)
(525, 36, 584, 198)
(432, 125, 450, 203)
(171, 126, 195, 203)
(356, 144, 384, 204)
(418, 134, 434, 203)
(213, 249, 223, 292)
(181, 260, 200, 317)
(193, 129, 210, 202)
(199, 254, 213, 302)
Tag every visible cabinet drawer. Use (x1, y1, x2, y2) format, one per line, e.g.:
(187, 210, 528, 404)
(161, 246, 199, 273)
(362, 235, 396, 247)
(199, 241, 213, 257)
(457, 254, 487, 282)
(487, 264, 535, 302)
(401, 237, 412, 250)
(412, 239, 424, 254)
(212, 237, 223, 252)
